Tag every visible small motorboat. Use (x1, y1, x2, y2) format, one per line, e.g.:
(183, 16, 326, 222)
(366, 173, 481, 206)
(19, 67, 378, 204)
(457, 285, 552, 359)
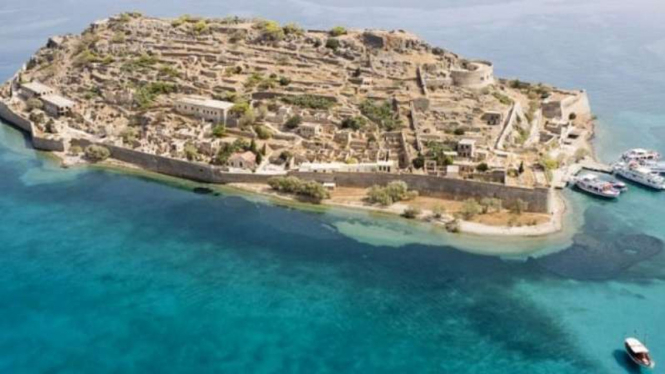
(610, 180, 628, 192)
(625, 337, 655, 369)
(574, 174, 621, 199)
(621, 148, 661, 163)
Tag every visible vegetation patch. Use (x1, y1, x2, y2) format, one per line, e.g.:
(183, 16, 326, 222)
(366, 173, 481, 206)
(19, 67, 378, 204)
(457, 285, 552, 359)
(268, 176, 330, 203)
(366, 181, 418, 206)
(359, 100, 401, 131)
(281, 95, 336, 110)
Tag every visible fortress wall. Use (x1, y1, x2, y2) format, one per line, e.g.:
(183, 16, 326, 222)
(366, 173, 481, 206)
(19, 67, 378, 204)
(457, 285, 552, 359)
(543, 91, 592, 120)
(71, 138, 275, 184)
(291, 171, 551, 213)
(0, 101, 33, 133)
(451, 61, 494, 89)
(33, 136, 65, 152)
(0, 101, 65, 151)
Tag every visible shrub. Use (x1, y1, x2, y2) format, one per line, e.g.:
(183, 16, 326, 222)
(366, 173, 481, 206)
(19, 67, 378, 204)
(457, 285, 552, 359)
(255, 125, 272, 140)
(340, 116, 367, 131)
(493, 92, 513, 105)
(479, 198, 502, 214)
(159, 65, 180, 78)
(402, 206, 421, 219)
(26, 98, 43, 111)
(569, 112, 577, 120)
(539, 155, 559, 171)
(279, 76, 291, 86)
(193, 20, 209, 35)
(511, 199, 528, 215)
(284, 115, 303, 129)
(412, 154, 425, 169)
(184, 143, 199, 161)
(281, 95, 335, 110)
(366, 186, 393, 206)
(476, 162, 489, 172)
(452, 128, 465, 136)
(329, 26, 347, 37)
(230, 101, 252, 117)
(121, 127, 139, 144)
(212, 124, 226, 138)
(268, 176, 330, 203)
(325, 38, 341, 51)
(257, 20, 285, 41)
(366, 181, 417, 206)
(432, 205, 445, 219)
(458, 199, 482, 220)
(69, 145, 83, 155)
(282, 23, 303, 36)
(359, 100, 401, 131)
(134, 81, 177, 109)
(84, 145, 110, 162)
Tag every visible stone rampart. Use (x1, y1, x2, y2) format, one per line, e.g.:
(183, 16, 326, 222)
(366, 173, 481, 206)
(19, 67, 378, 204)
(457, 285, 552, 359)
(451, 60, 494, 89)
(71, 138, 275, 184)
(0, 100, 65, 151)
(291, 171, 551, 213)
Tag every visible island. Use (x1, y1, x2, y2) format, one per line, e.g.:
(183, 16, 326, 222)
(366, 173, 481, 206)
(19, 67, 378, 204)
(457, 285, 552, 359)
(0, 12, 596, 235)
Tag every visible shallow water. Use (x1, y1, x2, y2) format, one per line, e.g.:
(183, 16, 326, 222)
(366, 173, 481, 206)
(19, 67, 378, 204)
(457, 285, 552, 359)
(1, 1, 665, 373)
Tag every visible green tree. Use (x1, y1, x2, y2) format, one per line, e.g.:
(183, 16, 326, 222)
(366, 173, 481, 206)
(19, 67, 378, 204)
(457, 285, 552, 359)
(402, 206, 421, 219)
(84, 145, 111, 162)
(340, 116, 367, 131)
(284, 115, 303, 129)
(212, 124, 226, 138)
(325, 38, 341, 51)
(476, 162, 489, 172)
(329, 26, 347, 36)
(458, 199, 481, 220)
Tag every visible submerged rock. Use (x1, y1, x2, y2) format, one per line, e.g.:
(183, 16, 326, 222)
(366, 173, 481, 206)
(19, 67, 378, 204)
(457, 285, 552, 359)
(533, 233, 664, 281)
(192, 187, 214, 195)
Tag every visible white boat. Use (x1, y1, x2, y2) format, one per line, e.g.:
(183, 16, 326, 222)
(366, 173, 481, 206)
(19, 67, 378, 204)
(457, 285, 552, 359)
(642, 160, 665, 174)
(614, 162, 665, 190)
(622, 148, 661, 163)
(625, 337, 655, 369)
(610, 180, 628, 192)
(574, 174, 621, 198)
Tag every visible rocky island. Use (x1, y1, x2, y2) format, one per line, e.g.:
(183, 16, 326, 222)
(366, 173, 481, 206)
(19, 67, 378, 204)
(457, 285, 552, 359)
(0, 12, 595, 235)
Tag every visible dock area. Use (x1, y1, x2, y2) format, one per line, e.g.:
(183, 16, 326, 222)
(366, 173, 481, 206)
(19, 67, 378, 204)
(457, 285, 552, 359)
(553, 159, 613, 189)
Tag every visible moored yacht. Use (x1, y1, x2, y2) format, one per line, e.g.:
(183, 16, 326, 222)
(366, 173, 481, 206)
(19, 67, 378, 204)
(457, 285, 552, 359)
(621, 148, 661, 163)
(642, 160, 665, 174)
(614, 162, 665, 190)
(574, 174, 621, 198)
(625, 337, 655, 369)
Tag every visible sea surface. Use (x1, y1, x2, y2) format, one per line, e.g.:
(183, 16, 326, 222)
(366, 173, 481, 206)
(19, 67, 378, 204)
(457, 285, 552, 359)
(1, 1, 665, 373)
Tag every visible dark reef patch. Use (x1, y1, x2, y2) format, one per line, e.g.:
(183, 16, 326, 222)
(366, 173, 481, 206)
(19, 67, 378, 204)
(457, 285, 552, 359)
(534, 233, 663, 281)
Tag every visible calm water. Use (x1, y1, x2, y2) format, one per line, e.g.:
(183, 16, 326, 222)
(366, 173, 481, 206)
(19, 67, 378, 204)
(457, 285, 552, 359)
(1, 1, 665, 373)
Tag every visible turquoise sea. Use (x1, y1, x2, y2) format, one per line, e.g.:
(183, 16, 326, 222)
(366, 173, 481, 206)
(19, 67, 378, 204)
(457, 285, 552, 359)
(1, 1, 665, 372)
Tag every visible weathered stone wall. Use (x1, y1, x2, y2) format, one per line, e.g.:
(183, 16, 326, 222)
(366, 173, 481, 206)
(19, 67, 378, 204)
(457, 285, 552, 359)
(451, 60, 494, 89)
(71, 138, 275, 184)
(0, 101, 32, 132)
(33, 136, 65, 152)
(291, 171, 551, 213)
(0, 101, 65, 151)
(543, 91, 591, 120)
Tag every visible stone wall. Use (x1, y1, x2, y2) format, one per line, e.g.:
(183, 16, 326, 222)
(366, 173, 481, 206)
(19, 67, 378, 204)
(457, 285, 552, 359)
(71, 138, 275, 184)
(0, 100, 65, 151)
(543, 91, 591, 120)
(451, 60, 494, 89)
(33, 136, 65, 152)
(291, 171, 551, 213)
